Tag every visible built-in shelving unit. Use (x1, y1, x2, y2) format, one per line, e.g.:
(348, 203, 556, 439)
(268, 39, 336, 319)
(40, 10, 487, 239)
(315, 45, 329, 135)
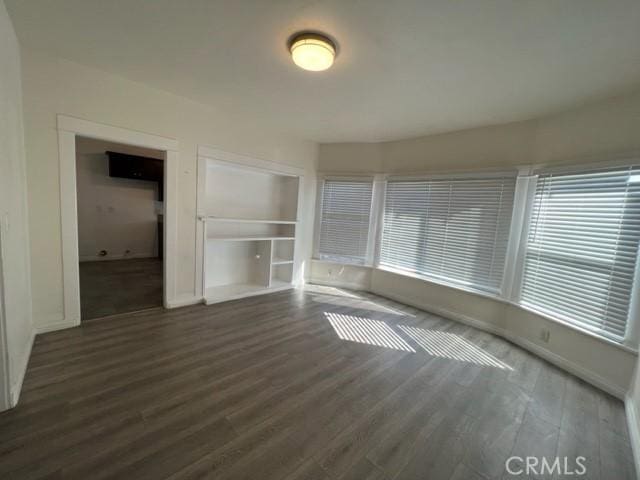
(206, 235, 296, 242)
(206, 217, 297, 225)
(198, 151, 302, 305)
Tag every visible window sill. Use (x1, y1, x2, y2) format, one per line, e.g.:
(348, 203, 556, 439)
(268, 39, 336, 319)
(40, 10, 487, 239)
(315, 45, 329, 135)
(376, 265, 508, 304)
(514, 303, 638, 355)
(312, 259, 639, 356)
(312, 258, 373, 268)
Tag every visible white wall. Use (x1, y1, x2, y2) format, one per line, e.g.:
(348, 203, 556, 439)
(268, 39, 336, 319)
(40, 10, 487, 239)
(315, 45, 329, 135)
(319, 88, 640, 174)
(313, 88, 640, 398)
(0, 0, 33, 409)
(76, 137, 162, 261)
(21, 47, 318, 331)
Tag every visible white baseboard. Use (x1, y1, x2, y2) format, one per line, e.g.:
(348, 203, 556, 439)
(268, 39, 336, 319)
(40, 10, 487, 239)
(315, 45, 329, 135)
(10, 329, 35, 407)
(625, 394, 640, 479)
(165, 296, 203, 309)
(372, 288, 627, 399)
(308, 278, 370, 292)
(504, 329, 626, 399)
(35, 320, 78, 334)
(79, 253, 156, 262)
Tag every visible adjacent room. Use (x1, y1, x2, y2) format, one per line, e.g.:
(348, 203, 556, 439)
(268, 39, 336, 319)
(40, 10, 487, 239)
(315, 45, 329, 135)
(1, 1, 640, 479)
(76, 137, 165, 320)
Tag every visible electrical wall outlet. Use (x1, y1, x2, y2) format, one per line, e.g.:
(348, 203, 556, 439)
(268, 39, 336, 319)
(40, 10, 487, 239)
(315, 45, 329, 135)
(540, 328, 550, 343)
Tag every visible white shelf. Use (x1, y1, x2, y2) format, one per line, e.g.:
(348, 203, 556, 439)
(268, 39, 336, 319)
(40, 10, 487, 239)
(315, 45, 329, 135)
(270, 279, 291, 290)
(204, 282, 292, 305)
(207, 235, 295, 242)
(200, 154, 300, 305)
(272, 258, 294, 265)
(206, 216, 297, 224)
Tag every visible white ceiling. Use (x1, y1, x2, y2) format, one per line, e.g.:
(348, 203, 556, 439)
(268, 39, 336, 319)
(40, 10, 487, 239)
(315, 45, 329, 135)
(6, 0, 640, 143)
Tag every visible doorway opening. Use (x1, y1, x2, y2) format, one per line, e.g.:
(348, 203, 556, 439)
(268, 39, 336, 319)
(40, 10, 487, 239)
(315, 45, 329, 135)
(75, 137, 164, 320)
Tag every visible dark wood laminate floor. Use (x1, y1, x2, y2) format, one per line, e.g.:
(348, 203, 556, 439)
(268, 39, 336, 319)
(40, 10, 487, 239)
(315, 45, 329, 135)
(79, 258, 162, 320)
(0, 285, 634, 479)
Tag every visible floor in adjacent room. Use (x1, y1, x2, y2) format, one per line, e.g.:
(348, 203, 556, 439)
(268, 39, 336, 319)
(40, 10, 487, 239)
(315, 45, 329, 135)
(0, 286, 634, 480)
(79, 257, 163, 320)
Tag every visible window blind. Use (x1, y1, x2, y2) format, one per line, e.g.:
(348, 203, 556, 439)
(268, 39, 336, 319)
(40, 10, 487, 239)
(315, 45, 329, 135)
(520, 166, 640, 342)
(380, 175, 516, 293)
(317, 179, 373, 264)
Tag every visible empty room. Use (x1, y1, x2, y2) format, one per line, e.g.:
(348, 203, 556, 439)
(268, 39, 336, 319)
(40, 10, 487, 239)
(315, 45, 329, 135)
(1, 1, 640, 479)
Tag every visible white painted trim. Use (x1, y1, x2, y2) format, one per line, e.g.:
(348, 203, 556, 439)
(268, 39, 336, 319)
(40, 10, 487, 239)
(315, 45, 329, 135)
(624, 394, 640, 479)
(163, 150, 179, 308)
(165, 295, 204, 309)
(371, 174, 387, 268)
(197, 145, 305, 177)
(293, 177, 305, 286)
(35, 320, 78, 334)
(312, 178, 324, 261)
(531, 153, 640, 176)
(625, 245, 640, 348)
(369, 287, 628, 399)
(194, 156, 208, 300)
(58, 129, 82, 327)
(386, 169, 520, 182)
(308, 279, 371, 292)
(0, 231, 11, 411)
(318, 164, 528, 179)
(57, 115, 181, 328)
(58, 115, 178, 152)
(10, 330, 34, 407)
(505, 330, 628, 399)
(311, 258, 374, 269)
(321, 174, 376, 182)
(377, 265, 508, 304)
(501, 175, 536, 300)
(365, 176, 384, 266)
(204, 284, 293, 305)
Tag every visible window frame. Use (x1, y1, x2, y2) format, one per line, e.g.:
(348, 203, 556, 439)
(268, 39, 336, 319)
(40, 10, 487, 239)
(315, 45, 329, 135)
(512, 162, 640, 347)
(374, 170, 521, 296)
(313, 175, 378, 266)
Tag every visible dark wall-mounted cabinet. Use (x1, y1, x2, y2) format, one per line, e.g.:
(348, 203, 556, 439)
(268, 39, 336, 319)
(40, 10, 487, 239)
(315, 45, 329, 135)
(107, 151, 164, 200)
(107, 151, 163, 182)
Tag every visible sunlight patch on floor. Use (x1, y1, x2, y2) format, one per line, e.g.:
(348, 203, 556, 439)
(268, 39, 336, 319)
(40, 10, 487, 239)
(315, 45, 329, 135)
(307, 284, 414, 316)
(398, 325, 512, 370)
(324, 312, 415, 352)
(304, 284, 362, 298)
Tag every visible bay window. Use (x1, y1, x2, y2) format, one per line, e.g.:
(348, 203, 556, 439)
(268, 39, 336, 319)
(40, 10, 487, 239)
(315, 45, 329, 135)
(520, 166, 640, 342)
(379, 175, 516, 294)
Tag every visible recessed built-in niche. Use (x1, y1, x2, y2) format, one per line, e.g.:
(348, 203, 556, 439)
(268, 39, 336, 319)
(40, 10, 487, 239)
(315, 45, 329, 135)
(199, 155, 301, 305)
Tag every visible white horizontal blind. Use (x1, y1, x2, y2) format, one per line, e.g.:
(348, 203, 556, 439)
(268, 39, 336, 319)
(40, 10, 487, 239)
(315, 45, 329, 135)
(380, 175, 516, 293)
(521, 166, 640, 342)
(318, 179, 373, 264)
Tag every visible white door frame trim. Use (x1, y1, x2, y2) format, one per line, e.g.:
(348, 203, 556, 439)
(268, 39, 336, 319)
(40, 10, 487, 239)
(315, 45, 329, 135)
(0, 232, 10, 411)
(57, 115, 179, 328)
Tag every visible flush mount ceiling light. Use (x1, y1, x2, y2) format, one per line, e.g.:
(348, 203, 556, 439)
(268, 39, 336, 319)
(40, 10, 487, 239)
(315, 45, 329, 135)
(289, 32, 336, 72)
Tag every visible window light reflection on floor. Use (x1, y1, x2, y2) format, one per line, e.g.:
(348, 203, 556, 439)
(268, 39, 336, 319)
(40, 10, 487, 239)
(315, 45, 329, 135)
(398, 325, 512, 370)
(324, 312, 415, 352)
(308, 284, 413, 316)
